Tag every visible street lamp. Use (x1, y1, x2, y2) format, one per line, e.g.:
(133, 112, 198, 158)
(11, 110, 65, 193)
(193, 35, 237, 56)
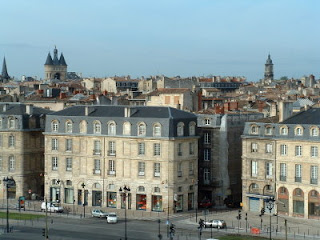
(56, 179, 61, 208)
(119, 185, 130, 240)
(3, 177, 14, 233)
(81, 183, 86, 218)
(266, 197, 275, 240)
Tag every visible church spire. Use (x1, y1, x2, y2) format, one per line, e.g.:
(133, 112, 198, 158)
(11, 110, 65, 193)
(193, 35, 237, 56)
(1, 57, 10, 80)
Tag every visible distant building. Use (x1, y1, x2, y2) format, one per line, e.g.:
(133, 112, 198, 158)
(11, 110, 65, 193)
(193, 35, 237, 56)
(0, 57, 10, 83)
(44, 47, 67, 81)
(264, 54, 274, 81)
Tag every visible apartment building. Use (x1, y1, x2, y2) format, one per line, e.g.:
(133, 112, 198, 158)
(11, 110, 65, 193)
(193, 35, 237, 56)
(0, 103, 50, 199)
(43, 105, 198, 213)
(242, 108, 320, 219)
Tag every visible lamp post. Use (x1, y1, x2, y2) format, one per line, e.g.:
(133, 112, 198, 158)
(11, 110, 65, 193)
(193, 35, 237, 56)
(81, 183, 86, 218)
(3, 177, 13, 233)
(266, 197, 275, 240)
(119, 185, 130, 240)
(56, 179, 61, 208)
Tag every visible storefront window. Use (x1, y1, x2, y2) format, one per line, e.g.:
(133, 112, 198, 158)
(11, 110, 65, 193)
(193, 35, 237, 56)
(64, 188, 74, 204)
(136, 194, 147, 210)
(121, 193, 131, 209)
(152, 195, 162, 212)
(92, 191, 102, 206)
(50, 187, 60, 203)
(176, 195, 183, 212)
(188, 193, 194, 210)
(309, 202, 320, 216)
(107, 192, 117, 208)
(78, 189, 82, 205)
(293, 200, 304, 214)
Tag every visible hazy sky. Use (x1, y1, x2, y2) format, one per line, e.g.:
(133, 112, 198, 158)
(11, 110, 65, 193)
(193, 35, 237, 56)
(1, 0, 319, 81)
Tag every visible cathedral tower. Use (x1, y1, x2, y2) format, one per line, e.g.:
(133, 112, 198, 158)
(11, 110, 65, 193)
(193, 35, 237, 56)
(264, 54, 274, 81)
(0, 57, 10, 83)
(44, 46, 67, 81)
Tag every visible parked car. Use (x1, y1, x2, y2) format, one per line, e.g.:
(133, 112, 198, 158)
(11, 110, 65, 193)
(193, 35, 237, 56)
(41, 202, 63, 213)
(91, 209, 108, 218)
(199, 200, 213, 208)
(204, 220, 226, 229)
(107, 212, 118, 223)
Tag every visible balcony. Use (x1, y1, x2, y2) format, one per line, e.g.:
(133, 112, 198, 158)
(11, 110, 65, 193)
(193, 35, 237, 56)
(108, 150, 116, 156)
(154, 172, 160, 177)
(138, 172, 145, 176)
(295, 177, 302, 183)
(108, 170, 116, 175)
(93, 151, 101, 155)
(93, 169, 101, 175)
(311, 178, 318, 185)
(280, 175, 286, 181)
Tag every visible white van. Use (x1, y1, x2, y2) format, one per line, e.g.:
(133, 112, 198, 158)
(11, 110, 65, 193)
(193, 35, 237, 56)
(41, 202, 63, 213)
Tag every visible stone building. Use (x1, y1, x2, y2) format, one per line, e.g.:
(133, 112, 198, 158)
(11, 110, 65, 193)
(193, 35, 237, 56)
(0, 57, 10, 83)
(0, 103, 51, 200)
(242, 108, 320, 219)
(43, 105, 198, 213)
(44, 47, 67, 81)
(264, 54, 274, 82)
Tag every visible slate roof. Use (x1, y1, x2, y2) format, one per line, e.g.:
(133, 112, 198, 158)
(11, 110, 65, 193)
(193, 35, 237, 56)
(0, 103, 51, 115)
(282, 108, 320, 124)
(44, 53, 53, 65)
(49, 105, 196, 119)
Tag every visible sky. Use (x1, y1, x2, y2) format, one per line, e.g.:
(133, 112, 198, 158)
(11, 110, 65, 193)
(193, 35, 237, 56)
(1, 0, 319, 81)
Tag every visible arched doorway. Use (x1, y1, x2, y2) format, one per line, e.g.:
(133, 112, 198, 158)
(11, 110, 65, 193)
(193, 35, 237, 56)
(278, 187, 289, 215)
(293, 188, 304, 217)
(308, 190, 320, 219)
(54, 72, 61, 80)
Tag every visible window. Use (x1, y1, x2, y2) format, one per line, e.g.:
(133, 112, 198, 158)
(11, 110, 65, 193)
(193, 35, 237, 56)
(52, 139, 58, 151)
(0, 135, 2, 147)
(251, 161, 258, 177)
(189, 162, 194, 175)
(311, 146, 318, 157)
(108, 141, 116, 156)
(204, 132, 210, 144)
(295, 164, 302, 182)
(265, 127, 273, 135)
(204, 149, 211, 161)
(9, 156, 15, 171)
(108, 122, 116, 135)
(52, 157, 58, 171)
(154, 143, 161, 156)
(138, 123, 146, 136)
(295, 127, 303, 136)
(123, 122, 131, 135)
(251, 143, 258, 152)
(109, 160, 115, 175)
(311, 128, 319, 137)
(266, 162, 273, 178)
(279, 145, 287, 156)
(177, 143, 183, 156)
(0, 119, 2, 129)
(154, 163, 160, 177)
(280, 127, 288, 135)
(138, 142, 145, 155)
(178, 162, 182, 177)
(93, 121, 101, 134)
(66, 139, 72, 152)
(251, 125, 258, 134)
(204, 168, 210, 184)
(94, 159, 101, 174)
(295, 145, 302, 156)
(8, 135, 15, 147)
(52, 120, 59, 132)
(311, 166, 318, 184)
(153, 123, 161, 137)
(8, 117, 15, 129)
(154, 187, 160, 193)
(79, 120, 87, 134)
(189, 142, 195, 155)
(138, 186, 145, 192)
(0, 157, 2, 171)
(66, 158, 72, 171)
(94, 140, 101, 155)
(266, 143, 273, 153)
(204, 118, 211, 125)
(189, 122, 196, 136)
(66, 120, 72, 133)
(138, 162, 145, 176)
(280, 163, 287, 181)
(177, 122, 184, 136)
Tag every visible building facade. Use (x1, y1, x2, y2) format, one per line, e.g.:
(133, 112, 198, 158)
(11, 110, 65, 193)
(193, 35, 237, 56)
(43, 105, 198, 213)
(242, 108, 320, 219)
(44, 47, 67, 81)
(0, 103, 50, 200)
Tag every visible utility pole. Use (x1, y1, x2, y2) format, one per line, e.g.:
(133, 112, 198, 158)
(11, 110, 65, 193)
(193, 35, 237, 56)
(45, 198, 48, 239)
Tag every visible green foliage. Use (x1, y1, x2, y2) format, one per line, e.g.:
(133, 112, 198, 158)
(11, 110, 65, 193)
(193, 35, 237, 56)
(0, 212, 43, 220)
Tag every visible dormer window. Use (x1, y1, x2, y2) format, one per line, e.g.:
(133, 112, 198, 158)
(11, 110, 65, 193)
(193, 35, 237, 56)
(265, 126, 273, 135)
(251, 125, 258, 134)
(295, 127, 303, 136)
(153, 123, 161, 137)
(310, 127, 319, 137)
(138, 122, 146, 136)
(8, 117, 15, 129)
(189, 122, 196, 136)
(204, 118, 211, 125)
(93, 121, 101, 134)
(51, 120, 59, 132)
(108, 122, 116, 135)
(177, 122, 184, 136)
(280, 126, 288, 135)
(66, 120, 72, 133)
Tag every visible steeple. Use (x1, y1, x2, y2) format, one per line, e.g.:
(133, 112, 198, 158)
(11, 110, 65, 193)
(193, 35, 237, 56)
(52, 46, 59, 65)
(44, 52, 53, 65)
(1, 57, 10, 80)
(264, 54, 274, 81)
(59, 53, 67, 66)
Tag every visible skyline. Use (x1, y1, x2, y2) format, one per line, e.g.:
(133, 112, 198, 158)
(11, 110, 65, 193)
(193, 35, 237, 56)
(1, 0, 320, 81)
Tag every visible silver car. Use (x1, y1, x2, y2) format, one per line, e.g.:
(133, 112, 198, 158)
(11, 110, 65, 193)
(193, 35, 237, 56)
(91, 209, 108, 218)
(107, 212, 118, 223)
(204, 219, 226, 229)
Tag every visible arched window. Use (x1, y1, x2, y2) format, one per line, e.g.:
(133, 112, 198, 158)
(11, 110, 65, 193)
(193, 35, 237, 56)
(280, 126, 288, 135)
(138, 122, 146, 136)
(310, 127, 319, 137)
(51, 120, 59, 132)
(8, 117, 15, 129)
(123, 122, 131, 135)
(249, 183, 259, 193)
(265, 126, 273, 135)
(251, 125, 258, 134)
(66, 180, 72, 186)
(93, 183, 101, 189)
(189, 122, 196, 136)
(177, 122, 184, 136)
(153, 123, 161, 137)
(65, 120, 73, 133)
(154, 187, 160, 193)
(138, 186, 145, 192)
(295, 126, 303, 136)
(93, 121, 101, 134)
(108, 122, 116, 135)
(79, 120, 87, 134)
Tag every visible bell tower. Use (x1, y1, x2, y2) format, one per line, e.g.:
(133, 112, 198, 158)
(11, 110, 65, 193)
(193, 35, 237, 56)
(44, 46, 67, 81)
(264, 54, 274, 81)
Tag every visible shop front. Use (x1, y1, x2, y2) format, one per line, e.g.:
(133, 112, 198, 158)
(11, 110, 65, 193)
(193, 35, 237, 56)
(152, 195, 162, 212)
(136, 194, 147, 210)
(107, 192, 117, 208)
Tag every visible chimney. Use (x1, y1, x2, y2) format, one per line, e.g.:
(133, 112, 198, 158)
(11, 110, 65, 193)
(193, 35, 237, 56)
(124, 107, 130, 117)
(85, 106, 95, 116)
(279, 101, 293, 122)
(26, 104, 33, 115)
(3, 104, 9, 112)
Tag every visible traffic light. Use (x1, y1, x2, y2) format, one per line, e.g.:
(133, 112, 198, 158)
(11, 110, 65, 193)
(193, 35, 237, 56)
(238, 210, 242, 220)
(42, 228, 45, 237)
(245, 212, 248, 221)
